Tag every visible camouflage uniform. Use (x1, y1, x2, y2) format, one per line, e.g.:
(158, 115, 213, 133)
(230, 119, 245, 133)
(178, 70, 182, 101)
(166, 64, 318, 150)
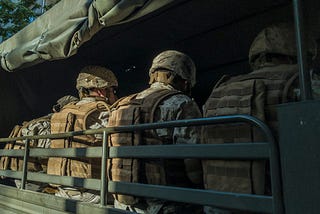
(47, 66, 118, 204)
(112, 50, 202, 214)
(136, 82, 201, 143)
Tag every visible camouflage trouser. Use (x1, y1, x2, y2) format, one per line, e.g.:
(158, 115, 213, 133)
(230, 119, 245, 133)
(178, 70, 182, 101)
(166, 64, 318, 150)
(55, 187, 100, 204)
(114, 199, 202, 214)
(114, 199, 162, 214)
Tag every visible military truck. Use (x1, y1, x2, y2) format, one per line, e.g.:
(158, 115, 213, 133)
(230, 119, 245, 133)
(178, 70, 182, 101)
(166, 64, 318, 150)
(0, 0, 319, 213)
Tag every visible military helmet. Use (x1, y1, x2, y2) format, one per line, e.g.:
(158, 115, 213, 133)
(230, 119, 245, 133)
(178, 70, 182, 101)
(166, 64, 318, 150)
(249, 23, 297, 66)
(149, 50, 196, 87)
(76, 65, 118, 90)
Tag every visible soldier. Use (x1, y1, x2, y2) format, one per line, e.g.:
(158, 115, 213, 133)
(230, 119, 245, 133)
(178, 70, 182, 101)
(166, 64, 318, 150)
(108, 50, 203, 213)
(201, 23, 313, 214)
(0, 95, 79, 191)
(46, 65, 118, 203)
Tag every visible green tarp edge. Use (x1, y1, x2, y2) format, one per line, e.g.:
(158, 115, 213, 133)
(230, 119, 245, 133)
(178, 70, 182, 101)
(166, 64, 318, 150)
(0, 0, 174, 72)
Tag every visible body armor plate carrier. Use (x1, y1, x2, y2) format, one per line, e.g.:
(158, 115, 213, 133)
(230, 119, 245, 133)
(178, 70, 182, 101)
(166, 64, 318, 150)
(108, 89, 193, 205)
(202, 64, 298, 194)
(47, 100, 110, 179)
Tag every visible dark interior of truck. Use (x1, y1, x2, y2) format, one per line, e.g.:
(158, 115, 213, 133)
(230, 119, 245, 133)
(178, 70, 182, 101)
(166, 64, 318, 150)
(0, 0, 318, 137)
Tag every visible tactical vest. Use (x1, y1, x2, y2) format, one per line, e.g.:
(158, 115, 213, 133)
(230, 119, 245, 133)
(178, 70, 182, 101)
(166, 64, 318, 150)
(47, 100, 110, 179)
(202, 64, 298, 194)
(0, 116, 51, 173)
(108, 89, 192, 205)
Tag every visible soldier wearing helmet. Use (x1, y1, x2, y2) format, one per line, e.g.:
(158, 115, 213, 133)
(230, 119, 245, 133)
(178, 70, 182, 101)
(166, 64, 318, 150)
(202, 23, 305, 214)
(249, 23, 320, 100)
(148, 50, 197, 94)
(76, 65, 118, 104)
(47, 65, 119, 203)
(108, 50, 203, 213)
(249, 23, 298, 70)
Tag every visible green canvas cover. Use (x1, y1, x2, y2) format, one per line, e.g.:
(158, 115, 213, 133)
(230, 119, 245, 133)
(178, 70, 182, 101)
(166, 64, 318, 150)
(0, 0, 173, 72)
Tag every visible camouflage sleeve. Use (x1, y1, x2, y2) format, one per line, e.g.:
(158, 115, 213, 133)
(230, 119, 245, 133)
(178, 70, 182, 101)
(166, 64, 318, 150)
(155, 94, 203, 186)
(155, 94, 202, 144)
(86, 110, 110, 139)
(21, 119, 51, 148)
(174, 99, 202, 144)
(175, 98, 203, 186)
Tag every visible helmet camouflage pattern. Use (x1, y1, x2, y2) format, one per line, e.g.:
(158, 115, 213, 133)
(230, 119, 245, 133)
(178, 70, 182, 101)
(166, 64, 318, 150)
(149, 50, 196, 87)
(249, 23, 297, 67)
(76, 65, 118, 90)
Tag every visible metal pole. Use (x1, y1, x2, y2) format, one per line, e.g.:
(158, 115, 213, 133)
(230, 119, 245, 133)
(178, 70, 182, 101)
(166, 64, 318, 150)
(293, 0, 313, 100)
(21, 139, 30, 189)
(267, 134, 285, 214)
(41, 0, 46, 14)
(100, 131, 108, 206)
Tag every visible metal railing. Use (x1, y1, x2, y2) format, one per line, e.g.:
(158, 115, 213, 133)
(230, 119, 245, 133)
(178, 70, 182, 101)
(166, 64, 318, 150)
(0, 115, 284, 214)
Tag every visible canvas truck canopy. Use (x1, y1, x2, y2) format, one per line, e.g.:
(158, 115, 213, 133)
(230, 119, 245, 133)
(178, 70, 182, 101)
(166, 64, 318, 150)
(0, 0, 174, 72)
(0, 0, 319, 138)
